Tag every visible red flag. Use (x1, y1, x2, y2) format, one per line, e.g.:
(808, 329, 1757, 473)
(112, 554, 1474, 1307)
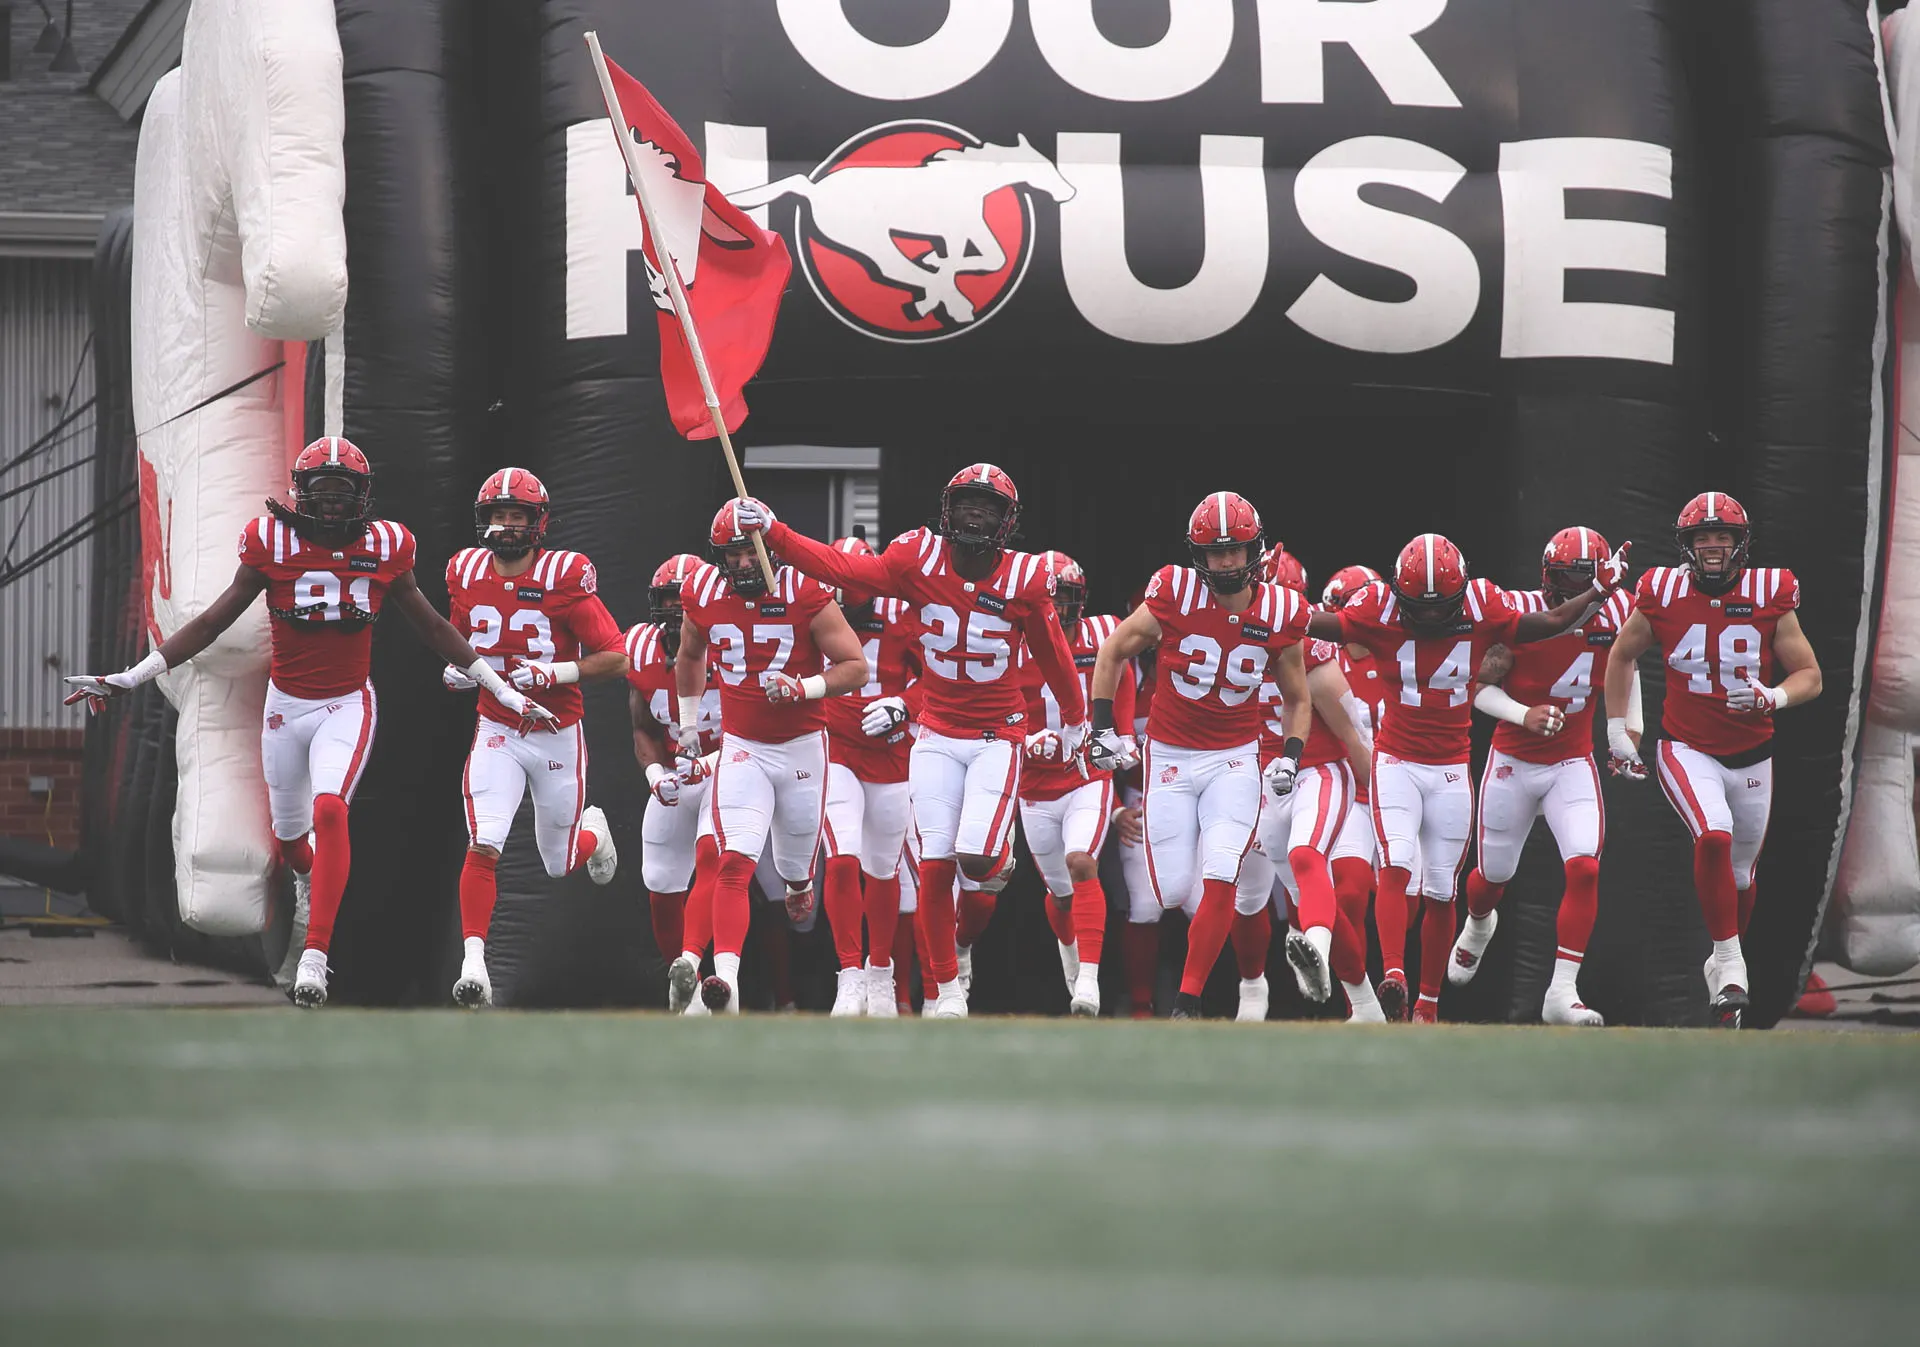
(597, 55, 790, 440)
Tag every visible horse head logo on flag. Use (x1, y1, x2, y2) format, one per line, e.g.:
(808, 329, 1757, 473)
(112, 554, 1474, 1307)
(730, 121, 1075, 343)
(627, 135, 756, 310)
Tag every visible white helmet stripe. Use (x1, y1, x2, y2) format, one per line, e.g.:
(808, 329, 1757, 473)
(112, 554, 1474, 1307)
(1424, 534, 1436, 593)
(1578, 527, 1591, 560)
(1706, 490, 1717, 521)
(1216, 491, 1228, 536)
(503, 468, 515, 497)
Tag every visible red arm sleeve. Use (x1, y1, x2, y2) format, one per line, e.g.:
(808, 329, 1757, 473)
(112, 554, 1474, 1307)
(1022, 603, 1086, 723)
(766, 521, 897, 592)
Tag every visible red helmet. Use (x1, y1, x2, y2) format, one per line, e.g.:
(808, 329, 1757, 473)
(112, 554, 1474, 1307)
(1187, 491, 1264, 594)
(474, 467, 550, 558)
(1675, 491, 1750, 593)
(1321, 564, 1382, 612)
(1036, 549, 1086, 627)
(939, 463, 1021, 550)
(832, 535, 876, 558)
(282, 435, 374, 538)
(711, 500, 774, 595)
(648, 553, 700, 655)
(1261, 546, 1306, 595)
(1540, 526, 1611, 602)
(1392, 534, 1469, 631)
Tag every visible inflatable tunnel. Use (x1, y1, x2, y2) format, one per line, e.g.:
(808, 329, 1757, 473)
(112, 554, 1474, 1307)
(87, 0, 1910, 1023)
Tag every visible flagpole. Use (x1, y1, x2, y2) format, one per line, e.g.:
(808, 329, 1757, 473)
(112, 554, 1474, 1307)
(585, 30, 777, 590)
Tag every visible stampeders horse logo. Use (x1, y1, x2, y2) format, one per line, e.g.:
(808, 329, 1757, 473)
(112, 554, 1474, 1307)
(731, 122, 1074, 343)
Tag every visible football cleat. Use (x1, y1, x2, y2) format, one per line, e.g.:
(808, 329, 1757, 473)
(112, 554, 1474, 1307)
(865, 962, 899, 1019)
(1285, 927, 1333, 1004)
(830, 967, 865, 1018)
(291, 949, 329, 1009)
(1057, 938, 1081, 994)
(667, 954, 700, 1013)
(1344, 983, 1387, 1025)
(932, 979, 969, 1019)
(1070, 966, 1101, 1018)
(1544, 995, 1604, 1027)
(699, 974, 738, 1015)
(1704, 953, 1749, 1029)
(1794, 972, 1836, 1018)
(452, 941, 492, 1009)
(1447, 910, 1498, 986)
(1412, 995, 1439, 1025)
(273, 871, 312, 992)
(580, 806, 617, 885)
(1170, 991, 1203, 1020)
(1377, 970, 1409, 1023)
(1236, 975, 1270, 1023)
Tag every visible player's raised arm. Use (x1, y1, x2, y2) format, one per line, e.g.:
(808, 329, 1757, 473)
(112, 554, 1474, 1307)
(64, 564, 267, 711)
(386, 571, 558, 729)
(733, 497, 894, 593)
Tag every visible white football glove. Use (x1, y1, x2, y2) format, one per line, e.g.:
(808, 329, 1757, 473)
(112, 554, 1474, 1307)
(1060, 720, 1091, 758)
(1110, 734, 1141, 772)
(1727, 676, 1787, 716)
(1606, 717, 1648, 781)
(497, 687, 560, 734)
(763, 670, 805, 704)
(1264, 755, 1300, 799)
(861, 695, 908, 738)
(645, 763, 681, 806)
(441, 664, 478, 692)
(1024, 728, 1065, 763)
(732, 497, 775, 533)
(1088, 728, 1128, 773)
(509, 658, 576, 691)
(683, 751, 716, 785)
(1592, 541, 1633, 594)
(672, 722, 705, 758)
(62, 652, 167, 714)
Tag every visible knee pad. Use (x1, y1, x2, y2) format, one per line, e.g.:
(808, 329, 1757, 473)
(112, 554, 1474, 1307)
(1696, 831, 1733, 867)
(1564, 854, 1601, 886)
(312, 793, 348, 833)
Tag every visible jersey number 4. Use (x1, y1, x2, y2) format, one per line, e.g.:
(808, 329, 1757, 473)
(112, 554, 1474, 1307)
(1669, 622, 1762, 694)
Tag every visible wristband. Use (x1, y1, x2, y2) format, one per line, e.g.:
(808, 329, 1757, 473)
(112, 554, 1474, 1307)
(645, 763, 668, 787)
(1606, 717, 1636, 755)
(1769, 685, 1791, 711)
(1091, 698, 1115, 733)
(800, 674, 828, 701)
(1282, 737, 1305, 764)
(553, 662, 580, 686)
(128, 650, 169, 685)
(678, 694, 701, 729)
(467, 658, 512, 697)
(1473, 682, 1531, 727)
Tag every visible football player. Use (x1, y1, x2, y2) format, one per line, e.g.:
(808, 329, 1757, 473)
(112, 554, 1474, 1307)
(1449, 527, 1641, 1027)
(65, 437, 556, 1008)
(1303, 534, 1629, 1021)
(1017, 551, 1135, 1016)
(671, 503, 868, 1014)
(1602, 493, 1820, 1028)
(627, 554, 724, 1009)
(1318, 564, 1390, 1023)
(438, 469, 629, 1007)
(821, 535, 923, 1018)
(728, 466, 1089, 1019)
(1090, 492, 1313, 1020)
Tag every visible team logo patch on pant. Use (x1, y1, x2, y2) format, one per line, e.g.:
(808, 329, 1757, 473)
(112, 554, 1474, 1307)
(267, 713, 284, 730)
(486, 734, 506, 750)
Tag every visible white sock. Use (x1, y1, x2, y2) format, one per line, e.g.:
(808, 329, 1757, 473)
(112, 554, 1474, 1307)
(714, 952, 742, 986)
(866, 959, 892, 975)
(1078, 961, 1099, 982)
(463, 936, 485, 963)
(1548, 957, 1583, 1000)
(1307, 925, 1332, 961)
(1465, 911, 1496, 939)
(1240, 976, 1266, 994)
(1344, 977, 1379, 1011)
(1711, 937, 1743, 964)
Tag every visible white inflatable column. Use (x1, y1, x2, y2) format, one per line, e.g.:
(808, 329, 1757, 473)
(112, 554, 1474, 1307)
(129, 0, 346, 936)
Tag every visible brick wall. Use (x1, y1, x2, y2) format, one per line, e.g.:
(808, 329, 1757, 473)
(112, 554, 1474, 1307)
(0, 728, 84, 851)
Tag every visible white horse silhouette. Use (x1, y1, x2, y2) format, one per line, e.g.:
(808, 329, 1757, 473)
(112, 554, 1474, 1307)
(730, 134, 1075, 326)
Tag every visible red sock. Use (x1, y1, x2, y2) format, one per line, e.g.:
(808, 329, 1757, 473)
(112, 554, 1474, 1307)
(1330, 858, 1372, 985)
(1179, 878, 1237, 997)
(1125, 921, 1159, 1016)
(682, 837, 718, 957)
(920, 859, 958, 983)
(1231, 908, 1271, 979)
(303, 794, 351, 953)
(823, 855, 865, 971)
(1375, 865, 1412, 977)
(1418, 897, 1454, 1003)
(1558, 855, 1600, 961)
(458, 850, 498, 941)
(1286, 845, 1336, 932)
(1693, 831, 1738, 941)
(1465, 868, 1505, 919)
(572, 828, 598, 870)
(892, 909, 917, 1008)
(1737, 882, 1757, 937)
(1072, 877, 1106, 965)
(649, 891, 686, 964)
(957, 888, 997, 948)
(713, 851, 755, 958)
(275, 835, 313, 875)
(1044, 893, 1076, 946)
(864, 873, 901, 968)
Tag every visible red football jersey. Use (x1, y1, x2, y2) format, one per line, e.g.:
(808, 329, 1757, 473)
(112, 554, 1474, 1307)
(1343, 647, 1387, 803)
(623, 621, 723, 755)
(446, 546, 622, 730)
(1282, 639, 1353, 771)
(1019, 613, 1136, 802)
(238, 515, 416, 699)
(1144, 567, 1312, 752)
(1492, 588, 1634, 764)
(1339, 578, 1520, 765)
(683, 564, 836, 744)
(764, 522, 1084, 740)
(829, 596, 922, 785)
(1636, 564, 1800, 756)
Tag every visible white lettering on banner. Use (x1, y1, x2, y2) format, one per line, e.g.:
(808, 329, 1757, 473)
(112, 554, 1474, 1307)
(775, 0, 1014, 100)
(1057, 133, 1268, 345)
(1499, 137, 1674, 364)
(1028, 0, 1234, 102)
(1288, 136, 1478, 353)
(1259, 0, 1461, 108)
(704, 123, 771, 226)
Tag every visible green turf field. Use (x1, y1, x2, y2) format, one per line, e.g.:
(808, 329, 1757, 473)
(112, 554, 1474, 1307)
(0, 1012, 1914, 1346)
